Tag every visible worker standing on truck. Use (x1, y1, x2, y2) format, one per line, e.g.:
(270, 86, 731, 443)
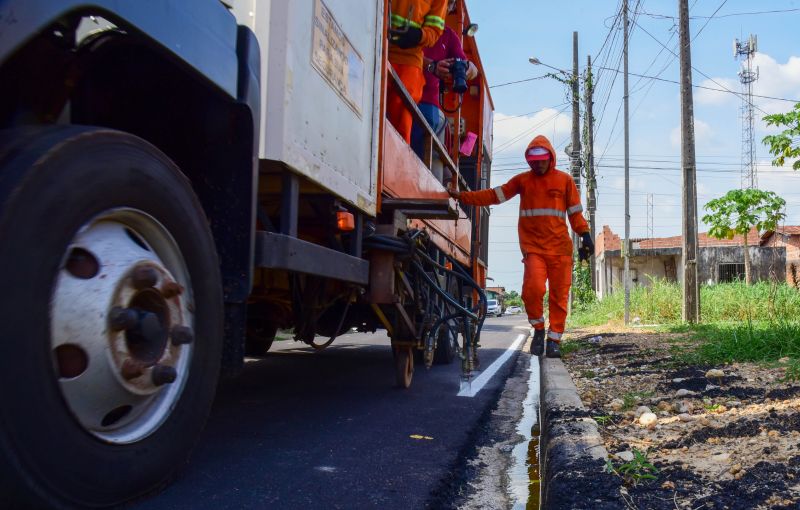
(411, 0, 478, 159)
(448, 135, 594, 358)
(387, 0, 448, 143)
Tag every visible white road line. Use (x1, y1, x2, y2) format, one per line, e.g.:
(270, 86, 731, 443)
(457, 333, 526, 397)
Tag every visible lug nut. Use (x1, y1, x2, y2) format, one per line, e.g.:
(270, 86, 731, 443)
(170, 325, 194, 345)
(121, 359, 144, 380)
(151, 364, 177, 386)
(131, 266, 158, 290)
(161, 281, 184, 299)
(109, 307, 138, 331)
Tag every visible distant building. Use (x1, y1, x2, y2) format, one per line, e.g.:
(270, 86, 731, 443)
(594, 225, 786, 298)
(760, 226, 800, 287)
(485, 286, 506, 311)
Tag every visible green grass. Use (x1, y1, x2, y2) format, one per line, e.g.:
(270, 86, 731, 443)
(620, 391, 654, 411)
(569, 280, 800, 380)
(559, 339, 592, 356)
(676, 319, 800, 369)
(606, 449, 659, 485)
(570, 280, 800, 327)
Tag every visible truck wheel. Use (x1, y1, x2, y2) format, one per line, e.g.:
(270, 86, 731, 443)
(433, 325, 457, 365)
(0, 126, 223, 508)
(394, 345, 414, 388)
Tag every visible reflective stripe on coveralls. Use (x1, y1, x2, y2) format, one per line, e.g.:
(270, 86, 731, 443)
(520, 208, 566, 219)
(494, 186, 507, 203)
(391, 14, 422, 28)
(529, 316, 545, 327)
(423, 15, 445, 29)
(548, 331, 563, 340)
(567, 203, 583, 214)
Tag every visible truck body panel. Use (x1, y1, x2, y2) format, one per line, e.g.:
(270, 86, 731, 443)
(237, 0, 383, 216)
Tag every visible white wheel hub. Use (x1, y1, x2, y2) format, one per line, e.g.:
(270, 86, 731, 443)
(50, 209, 194, 444)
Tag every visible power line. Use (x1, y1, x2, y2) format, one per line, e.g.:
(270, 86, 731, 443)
(594, 65, 800, 103)
(631, 12, 776, 117)
(640, 7, 800, 20)
(489, 75, 550, 89)
(494, 103, 569, 122)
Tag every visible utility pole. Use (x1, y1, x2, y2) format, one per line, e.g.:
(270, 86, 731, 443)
(623, 0, 631, 326)
(585, 55, 597, 291)
(679, 0, 700, 322)
(570, 33, 581, 223)
(570, 31, 581, 309)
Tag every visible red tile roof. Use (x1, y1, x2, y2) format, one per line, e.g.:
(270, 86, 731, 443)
(775, 226, 800, 235)
(598, 226, 762, 253)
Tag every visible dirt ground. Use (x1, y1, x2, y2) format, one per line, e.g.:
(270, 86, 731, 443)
(562, 326, 800, 510)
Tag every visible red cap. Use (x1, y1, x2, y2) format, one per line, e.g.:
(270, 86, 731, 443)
(525, 146, 550, 162)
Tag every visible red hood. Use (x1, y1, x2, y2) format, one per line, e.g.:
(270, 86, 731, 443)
(525, 135, 557, 174)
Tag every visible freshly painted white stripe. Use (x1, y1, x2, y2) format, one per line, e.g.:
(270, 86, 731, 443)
(457, 333, 526, 397)
(494, 186, 507, 203)
(567, 204, 583, 214)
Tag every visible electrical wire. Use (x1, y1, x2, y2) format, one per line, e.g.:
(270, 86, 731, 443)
(594, 65, 800, 104)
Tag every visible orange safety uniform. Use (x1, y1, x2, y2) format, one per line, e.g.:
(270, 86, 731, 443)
(457, 135, 590, 342)
(387, 0, 447, 143)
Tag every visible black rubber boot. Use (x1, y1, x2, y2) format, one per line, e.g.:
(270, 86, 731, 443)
(546, 339, 561, 358)
(530, 329, 545, 356)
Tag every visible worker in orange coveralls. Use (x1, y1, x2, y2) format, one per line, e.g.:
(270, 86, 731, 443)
(387, 0, 448, 143)
(448, 135, 594, 358)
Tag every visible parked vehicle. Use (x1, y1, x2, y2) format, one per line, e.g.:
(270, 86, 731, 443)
(487, 299, 503, 317)
(0, 0, 494, 507)
(505, 306, 522, 315)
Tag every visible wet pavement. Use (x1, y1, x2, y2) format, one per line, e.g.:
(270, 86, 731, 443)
(133, 315, 530, 509)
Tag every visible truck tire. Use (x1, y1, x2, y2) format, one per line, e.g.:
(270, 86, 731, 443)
(0, 126, 224, 508)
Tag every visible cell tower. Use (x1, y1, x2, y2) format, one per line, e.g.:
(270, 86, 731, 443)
(734, 34, 759, 189)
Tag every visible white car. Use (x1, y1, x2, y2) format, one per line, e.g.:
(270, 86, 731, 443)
(505, 306, 522, 315)
(486, 299, 503, 317)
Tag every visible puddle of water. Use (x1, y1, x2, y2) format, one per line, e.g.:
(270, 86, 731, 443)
(508, 358, 541, 509)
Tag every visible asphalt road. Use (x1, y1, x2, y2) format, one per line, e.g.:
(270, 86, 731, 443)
(133, 315, 530, 510)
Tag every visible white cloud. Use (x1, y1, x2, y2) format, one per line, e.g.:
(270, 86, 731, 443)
(694, 53, 800, 118)
(669, 118, 713, 148)
(492, 108, 571, 161)
(694, 77, 739, 106)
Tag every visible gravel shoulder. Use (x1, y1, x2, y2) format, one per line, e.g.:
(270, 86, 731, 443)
(562, 326, 800, 510)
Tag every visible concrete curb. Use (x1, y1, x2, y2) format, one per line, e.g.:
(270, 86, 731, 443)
(539, 357, 622, 509)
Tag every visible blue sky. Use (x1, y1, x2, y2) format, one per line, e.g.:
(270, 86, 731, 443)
(466, 0, 800, 292)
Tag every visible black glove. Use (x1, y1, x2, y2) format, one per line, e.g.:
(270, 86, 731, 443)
(389, 26, 422, 49)
(579, 233, 594, 262)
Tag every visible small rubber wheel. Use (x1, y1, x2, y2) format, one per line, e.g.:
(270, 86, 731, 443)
(394, 346, 414, 388)
(433, 325, 457, 365)
(0, 126, 223, 508)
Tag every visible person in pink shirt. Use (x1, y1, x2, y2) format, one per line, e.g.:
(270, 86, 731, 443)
(411, 0, 478, 161)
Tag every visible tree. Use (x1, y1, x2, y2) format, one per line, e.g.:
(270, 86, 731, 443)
(763, 103, 800, 170)
(503, 290, 523, 308)
(702, 189, 786, 284)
